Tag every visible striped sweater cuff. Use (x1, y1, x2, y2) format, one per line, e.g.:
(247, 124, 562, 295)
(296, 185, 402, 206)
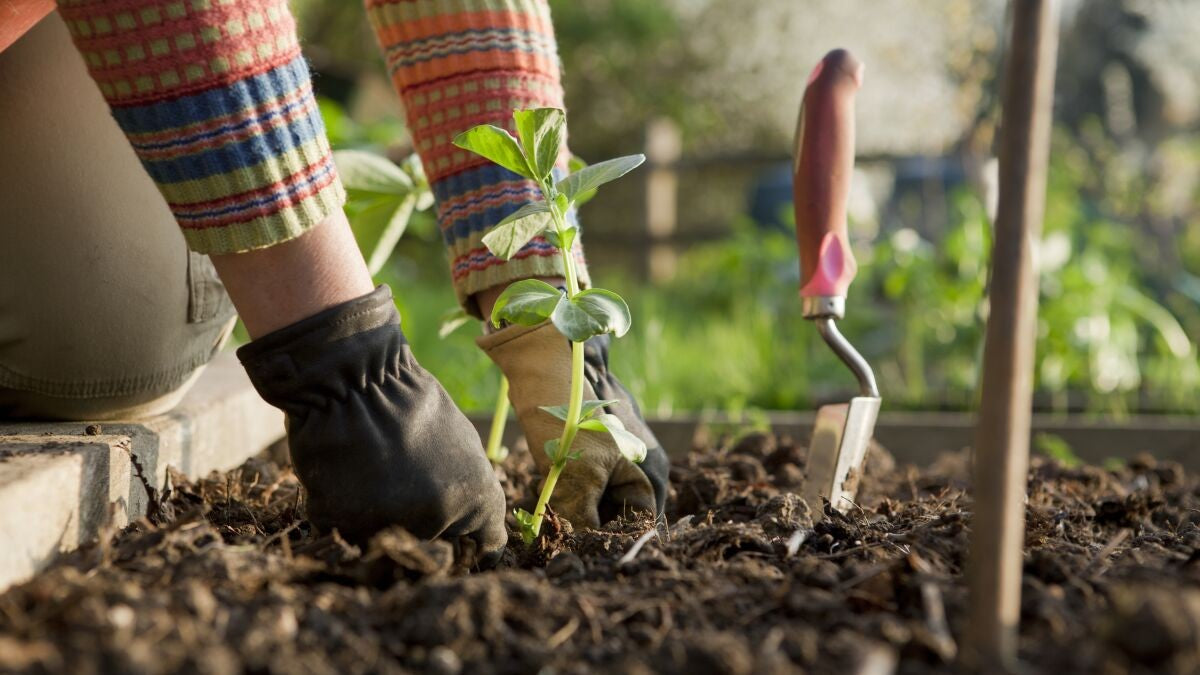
(58, 0, 344, 255)
(367, 0, 588, 311)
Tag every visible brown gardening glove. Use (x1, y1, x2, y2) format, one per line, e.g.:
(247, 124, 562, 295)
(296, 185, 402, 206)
(478, 322, 670, 530)
(238, 286, 507, 567)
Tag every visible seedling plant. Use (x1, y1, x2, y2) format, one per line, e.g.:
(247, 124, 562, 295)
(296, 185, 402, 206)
(454, 108, 648, 543)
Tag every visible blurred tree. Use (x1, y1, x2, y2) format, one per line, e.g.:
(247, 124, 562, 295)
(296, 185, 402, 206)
(549, 0, 701, 159)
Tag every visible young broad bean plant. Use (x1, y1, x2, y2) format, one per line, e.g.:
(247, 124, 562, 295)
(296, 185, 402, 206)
(454, 108, 648, 543)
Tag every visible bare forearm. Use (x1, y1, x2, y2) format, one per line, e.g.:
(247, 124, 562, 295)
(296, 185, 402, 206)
(210, 210, 374, 339)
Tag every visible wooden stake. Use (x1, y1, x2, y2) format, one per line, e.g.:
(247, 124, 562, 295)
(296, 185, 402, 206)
(965, 0, 1060, 668)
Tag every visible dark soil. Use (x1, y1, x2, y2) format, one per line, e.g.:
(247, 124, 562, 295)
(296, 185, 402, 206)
(3, 432, 1200, 674)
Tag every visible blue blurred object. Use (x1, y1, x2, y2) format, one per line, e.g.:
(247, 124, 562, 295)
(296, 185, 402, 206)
(748, 162, 796, 232)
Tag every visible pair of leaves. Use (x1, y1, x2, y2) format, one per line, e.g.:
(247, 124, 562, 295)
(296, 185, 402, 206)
(490, 280, 632, 342)
(454, 108, 647, 263)
(452, 109, 564, 183)
(477, 153, 645, 261)
(513, 508, 537, 544)
(539, 400, 647, 464)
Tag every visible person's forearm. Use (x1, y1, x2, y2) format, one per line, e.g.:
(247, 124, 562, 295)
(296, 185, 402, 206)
(210, 210, 373, 338)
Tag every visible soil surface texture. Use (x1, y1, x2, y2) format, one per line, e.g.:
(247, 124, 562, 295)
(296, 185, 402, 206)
(2, 432, 1200, 674)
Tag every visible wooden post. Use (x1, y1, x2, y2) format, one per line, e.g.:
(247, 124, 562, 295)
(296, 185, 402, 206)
(965, 0, 1060, 668)
(644, 118, 681, 283)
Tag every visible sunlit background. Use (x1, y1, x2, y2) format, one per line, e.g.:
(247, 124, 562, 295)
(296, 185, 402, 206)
(294, 0, 1200, 416)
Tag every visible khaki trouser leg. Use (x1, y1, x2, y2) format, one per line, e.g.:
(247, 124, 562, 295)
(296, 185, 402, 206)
(0, 14, 237, 421)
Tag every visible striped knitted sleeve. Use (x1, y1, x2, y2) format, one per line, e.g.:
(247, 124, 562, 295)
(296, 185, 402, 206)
(365, 0, 589, 313)
(56, 0, 344, 255)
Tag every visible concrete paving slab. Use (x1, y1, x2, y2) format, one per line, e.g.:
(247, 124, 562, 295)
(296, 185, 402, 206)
(0, 353, 283, 592)
(0, 436, 131, 590)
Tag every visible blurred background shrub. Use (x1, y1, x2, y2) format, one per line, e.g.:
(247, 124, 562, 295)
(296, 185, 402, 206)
(294, 0, 1200, 417)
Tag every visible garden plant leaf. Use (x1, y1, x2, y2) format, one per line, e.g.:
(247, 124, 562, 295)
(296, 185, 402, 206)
(514, 108, 565, 181)
(481, 206, 553, 260)
(557, 155, 646, 202)
(491, 279, 563, 327)
(574, 288, 632, 338)
(567, 155, 598, 205)
(550, 296, 606, 342)
(540, 399, 618, 422)
(583, 414, 647, 463)
(545, 226, 577, 252)
(334, 150, 414, 197)
(452, 125, 533, 179)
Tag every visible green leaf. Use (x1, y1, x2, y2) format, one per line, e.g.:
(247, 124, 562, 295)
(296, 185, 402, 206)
(497, 201, 551, 227)
(545, 226, 577, 252)
(491, 279, 564, 328)
(550, 296, 605, 342)
(577, 418, 606, 432)
(566, 155, 599, 206)
(399, 154, 436, 211)
(345, 195, 415, 276)
(539, 405, 570, 422)
(366, 198, 415, 276)
(452, 125, 533, 179)
(577, 288, 633, 338)
(481, 204, 553, 260)
(513, 108, 565, 181)
(513, 508, 537, 544)
(584, 414, 647, 463)
(540, 399, 617, 423)
(543, 439, 561, 462)
(334, 150, 414, 197)
(437, 307, 472, 339)
(580, 399, 618, 419)
(549, 289, 633, 342)
(554, 192, 569, 214)
(557, 154, 646, 202)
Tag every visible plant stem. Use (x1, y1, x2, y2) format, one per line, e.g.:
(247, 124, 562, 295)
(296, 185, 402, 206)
(485, 375, 510, 463)
(526, 183, 587, 539)
(528, 460, 565, 539)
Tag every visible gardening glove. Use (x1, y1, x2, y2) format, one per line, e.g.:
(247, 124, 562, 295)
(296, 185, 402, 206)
(478, 322, 670, 530)
(237, 286, 507, 566)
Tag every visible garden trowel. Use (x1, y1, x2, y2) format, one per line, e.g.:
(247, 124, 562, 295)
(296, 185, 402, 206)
(793, 49, 881, 514)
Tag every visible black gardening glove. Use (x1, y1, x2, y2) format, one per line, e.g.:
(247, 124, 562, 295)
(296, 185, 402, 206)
(583, 333, 670, 517)
(237, 286, 507, 566)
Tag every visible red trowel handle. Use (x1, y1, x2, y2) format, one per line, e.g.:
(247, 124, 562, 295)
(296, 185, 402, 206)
(793, 49, 863, 317)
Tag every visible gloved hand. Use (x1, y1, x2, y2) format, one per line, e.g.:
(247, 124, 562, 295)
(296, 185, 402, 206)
(237, 286, 507, 566)
(478, 322, 670, 530)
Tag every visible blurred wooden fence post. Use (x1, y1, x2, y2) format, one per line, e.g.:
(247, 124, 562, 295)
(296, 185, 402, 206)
(965, 0, 1060, 668)
(645, 118, 682, 283)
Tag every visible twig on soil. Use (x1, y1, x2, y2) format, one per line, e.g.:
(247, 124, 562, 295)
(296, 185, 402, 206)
(668, 514, 693, 538)
(909, 552, 957, 662)
(1085, 528, 1130, 577)
(785, 529, 809, 557)
(817, 542, 883, 560)
(263, 520, 302, 560)
(574, 597, 603, 644)
(546, 616, 579, 649)
(649, 602, 674, 649)
(835, 563, 892, 592)
(619, 528, 659, 565)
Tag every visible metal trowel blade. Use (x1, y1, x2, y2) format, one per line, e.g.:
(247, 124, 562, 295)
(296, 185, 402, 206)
(802, 396, 882, 514)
